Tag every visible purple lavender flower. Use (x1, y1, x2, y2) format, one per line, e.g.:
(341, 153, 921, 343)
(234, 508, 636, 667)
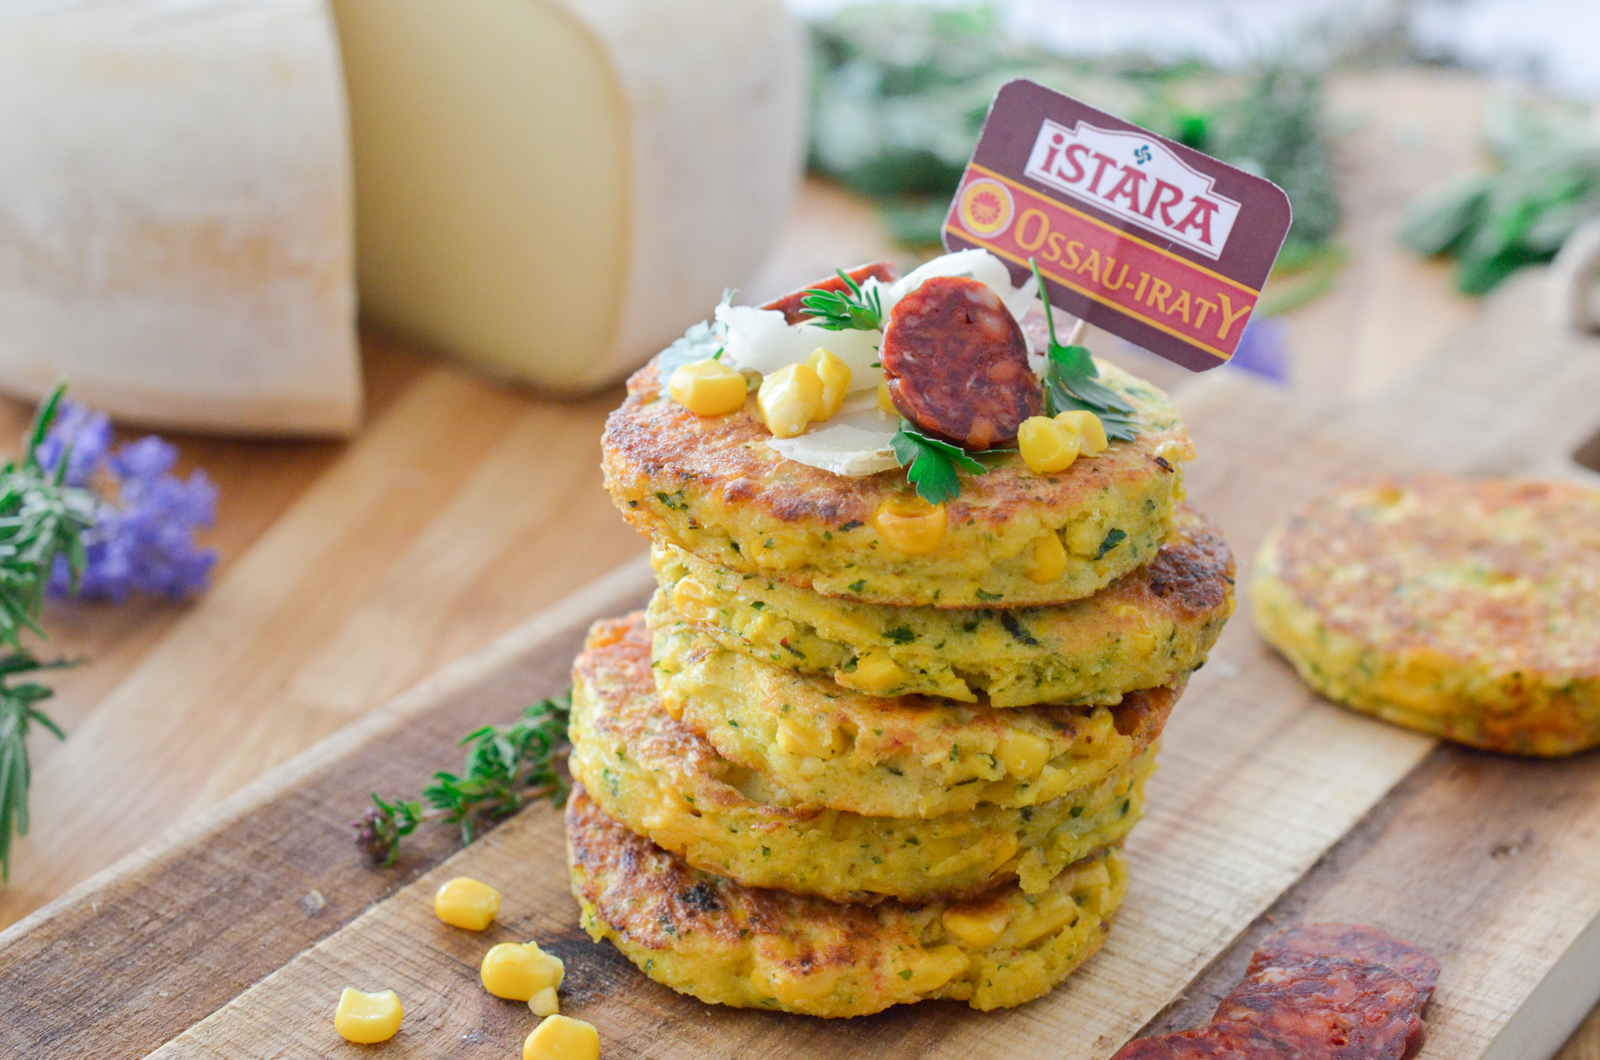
(39, 402, 217, 601)
(1228, 317, 1291, 383)
(32, 401, 112, 488)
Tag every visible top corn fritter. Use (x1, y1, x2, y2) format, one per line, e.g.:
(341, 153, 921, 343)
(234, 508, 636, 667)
(602, 354, 1193, 608)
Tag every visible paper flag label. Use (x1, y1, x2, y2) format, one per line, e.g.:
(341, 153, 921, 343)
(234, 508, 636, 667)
(944, 79, 1292, 371)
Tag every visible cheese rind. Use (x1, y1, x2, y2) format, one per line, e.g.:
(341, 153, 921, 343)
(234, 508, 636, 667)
(0, 0, 362, 436)
(333, 0, 806, 394)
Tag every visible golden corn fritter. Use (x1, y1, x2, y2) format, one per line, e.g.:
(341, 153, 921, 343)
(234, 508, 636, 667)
(1253, 476, 1600, 756)
(569, 615, 1153, 903)
(650, 597, 1177, 818)
(567, 786, 1128, 1018)
(603, 355, 1194, 608)
(653, 504, 1234, 706)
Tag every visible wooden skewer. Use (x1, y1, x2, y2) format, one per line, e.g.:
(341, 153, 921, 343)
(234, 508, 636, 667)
(1067, 318, 1088, 346)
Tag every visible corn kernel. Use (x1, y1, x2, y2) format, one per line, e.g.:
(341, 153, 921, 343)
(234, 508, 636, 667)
(873, 495, 947, 554)
(482, 941, 565, 1001)
(987, 830, 1021, 871)
(776, 716, 844, 759)
(668, 358, 747, 417)
(1017, 416, 1080, 474)
(434, 876, 501, 931)
(877, 380, 897, 415)
(994, 730, 1052, 780)
(943, 900, 1012, 948)
(770, 964, 844, 1003)
(1054, 410, 1108, 455)
(1025, 530, 1068, 583)
(1015, 894, 1080, 946)
(757, 363, 824, 438)
(806, 348, 852, 420)
(524, 1014, 600, 1060)
(900, 944, 969, 992)
(851, 650, 909, 693)
(529, 986, 560, 1017)
(334, 988, 403, 1044)
(669, 577, 716, 625)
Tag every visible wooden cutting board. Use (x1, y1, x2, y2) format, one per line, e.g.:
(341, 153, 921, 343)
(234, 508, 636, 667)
(3, 269, 1599, 1060)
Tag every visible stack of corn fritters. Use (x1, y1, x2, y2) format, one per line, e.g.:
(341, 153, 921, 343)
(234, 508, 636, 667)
(569, 351, 1234, 1018)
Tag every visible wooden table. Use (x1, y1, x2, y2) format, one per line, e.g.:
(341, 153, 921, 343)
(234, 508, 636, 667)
(3, 66, 1597, 1057)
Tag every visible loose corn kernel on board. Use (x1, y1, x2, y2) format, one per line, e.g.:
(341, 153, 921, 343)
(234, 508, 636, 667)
(4, 270, 1600, 1060)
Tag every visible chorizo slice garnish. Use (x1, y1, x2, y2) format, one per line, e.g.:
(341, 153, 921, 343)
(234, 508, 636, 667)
(1248, 924, 1441, 1011)
(1215, 956, 1426, 1060)
(760, 261, 900, 325)
(880, 275, 1041, 450)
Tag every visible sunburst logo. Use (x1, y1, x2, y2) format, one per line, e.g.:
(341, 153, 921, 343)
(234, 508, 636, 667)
(958, 178, 1013, 237)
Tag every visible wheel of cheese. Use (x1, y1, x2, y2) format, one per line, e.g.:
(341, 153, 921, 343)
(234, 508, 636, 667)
(0, 0, 362, 436)
(331, 0, 806, 395)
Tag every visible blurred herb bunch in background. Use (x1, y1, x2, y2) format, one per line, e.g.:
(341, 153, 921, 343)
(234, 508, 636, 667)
(1398, 101, 1600, 294)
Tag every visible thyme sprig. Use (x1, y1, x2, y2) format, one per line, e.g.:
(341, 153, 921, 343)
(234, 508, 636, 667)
(355, 692, 572, 866)
(0, 385, 97, 881)
(891, 420, 986, 506)
(1029, 258, 1140, 442)
(799, 269, 884, 331)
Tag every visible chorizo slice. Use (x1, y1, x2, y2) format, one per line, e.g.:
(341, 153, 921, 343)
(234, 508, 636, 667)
(1111, 1021, 1308, 1059)
(881, 275, 1041, 450)
(1248, 924, 1441, 1010)
(760, 261, 900, 324)
(1215, 956, 1426, 1060)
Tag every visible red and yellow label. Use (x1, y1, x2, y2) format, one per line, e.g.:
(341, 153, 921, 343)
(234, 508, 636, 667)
(948, 164, 1260, 363)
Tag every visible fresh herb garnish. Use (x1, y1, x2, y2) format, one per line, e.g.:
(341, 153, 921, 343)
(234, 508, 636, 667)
(1030, 258, 1140, 442)
(891, 420, 984, 505)
(799, 269, 884, 332)
(0, 386, 98, 881)
(355, 692, 572, 866)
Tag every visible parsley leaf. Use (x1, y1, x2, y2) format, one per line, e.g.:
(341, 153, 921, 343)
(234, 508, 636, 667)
(1029, 258, 1140, 441)
(799, 269, 884, 331)
(891, 421, 984, 505)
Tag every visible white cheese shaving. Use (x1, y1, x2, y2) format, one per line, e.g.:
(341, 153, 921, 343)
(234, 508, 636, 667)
(766, 391, 900, 477)
(714, 303, 884, 392)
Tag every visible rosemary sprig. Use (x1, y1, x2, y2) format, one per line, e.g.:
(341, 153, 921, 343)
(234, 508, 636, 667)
(355, 692, 572, 866)
(0, 653, 73, 879)
(799, 269, 884, 331)
(891, 420, 986, 505)
(1029, 258, 1140, 442)
(0, 385, 96, 881)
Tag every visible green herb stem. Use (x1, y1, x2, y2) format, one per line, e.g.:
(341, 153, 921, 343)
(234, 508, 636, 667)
(0, 385, 96, 882)
(356, 692, 572, 866)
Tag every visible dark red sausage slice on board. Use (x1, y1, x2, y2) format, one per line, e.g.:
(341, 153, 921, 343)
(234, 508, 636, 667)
(1215, 956, 1426, 1060)
(881, 275, 1041, 450)
(1110, 1020, 1308, 1059)
(760, 261, 900, 324)
(1249, 924, 1441, 1010)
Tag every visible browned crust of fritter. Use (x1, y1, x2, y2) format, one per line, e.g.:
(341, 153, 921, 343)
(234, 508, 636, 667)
(601, 359, 1188, 541)
(567, 785, 884, 962)
(575, 615, 761, 819)
(1129, 505, 1235, 622)
(1269, 476, 1600, 678)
